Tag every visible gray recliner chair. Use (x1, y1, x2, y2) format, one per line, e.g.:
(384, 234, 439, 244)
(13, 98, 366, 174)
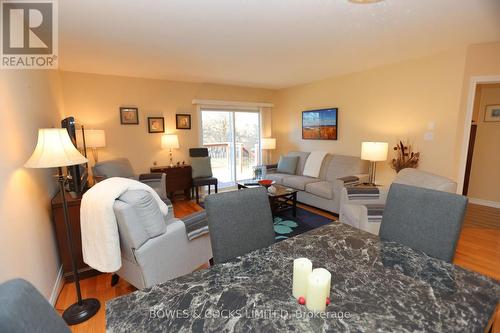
(113, 189, 212, 289)
(93, 158, 172, 219)
(0, 279, 70, 333)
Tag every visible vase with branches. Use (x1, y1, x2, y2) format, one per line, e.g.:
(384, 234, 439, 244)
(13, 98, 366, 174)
(391, 140, 420, 173)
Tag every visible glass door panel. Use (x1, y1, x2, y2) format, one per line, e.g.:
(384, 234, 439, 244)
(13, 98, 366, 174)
(201, 111, 234, 185)
(235, 112, 260, 181)
(201, 109, 260, 185)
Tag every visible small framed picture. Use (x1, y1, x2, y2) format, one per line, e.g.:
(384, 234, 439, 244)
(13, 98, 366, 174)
(176, 114, 191, 129)
(148, 117, 165, 133)
(484, 105, 500, 122)
(120, 107, 139, 125)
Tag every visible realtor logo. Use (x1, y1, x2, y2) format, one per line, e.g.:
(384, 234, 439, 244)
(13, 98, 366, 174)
(1, 0, 58, 69)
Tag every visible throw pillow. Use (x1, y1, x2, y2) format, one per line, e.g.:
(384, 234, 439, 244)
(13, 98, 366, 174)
(277, 156, 299, 175)
(191, 157, 213, 178)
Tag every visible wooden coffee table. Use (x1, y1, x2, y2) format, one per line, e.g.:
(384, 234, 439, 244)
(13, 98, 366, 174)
(237, 181, 297, 217)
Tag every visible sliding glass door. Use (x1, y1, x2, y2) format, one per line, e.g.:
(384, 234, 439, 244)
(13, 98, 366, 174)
(201, 109, 260, 185)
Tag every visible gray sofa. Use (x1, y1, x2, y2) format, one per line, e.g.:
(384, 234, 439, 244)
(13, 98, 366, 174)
(266, 152, 369, 214)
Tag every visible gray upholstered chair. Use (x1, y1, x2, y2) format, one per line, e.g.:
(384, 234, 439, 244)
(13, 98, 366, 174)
(205, 187, 275, 264)
(189, 148, 218, 203)
(340, 168, 458, 235)
(113, 189, 212, 289)
(379, 183, 468, 263)
(0, 279, 70, 333)
(93, 158, 172, 218)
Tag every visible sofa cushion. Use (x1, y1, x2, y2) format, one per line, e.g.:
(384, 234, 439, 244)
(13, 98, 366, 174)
(287, 151, 310, 176)
(283, 175, 321, 191)
(266, 173, 293, 185)
(305, 181, 334, 200)
(93, 158, 135, 179)
(325, 155, 369, 182)
(191, 157, 213, 178)
(277, 156, 299, 175)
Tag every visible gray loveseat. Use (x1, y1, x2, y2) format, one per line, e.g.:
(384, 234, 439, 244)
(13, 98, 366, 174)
(266, 152, 369, 214)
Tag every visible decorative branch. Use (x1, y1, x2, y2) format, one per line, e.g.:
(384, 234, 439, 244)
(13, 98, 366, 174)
(391, 140, 420, 172)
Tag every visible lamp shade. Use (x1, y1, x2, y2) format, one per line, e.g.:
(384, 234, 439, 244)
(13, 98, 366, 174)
(25, 128, 88, 168)
(361, 142, 388, 162)
(261, 138, 276, 150)
(161, 134, 179, 149)
(76, 129, 106, 149)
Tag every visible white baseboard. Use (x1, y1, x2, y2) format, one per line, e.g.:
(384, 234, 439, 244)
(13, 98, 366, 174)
(468, 197, 500, 209)
(49, 265, 64, 306)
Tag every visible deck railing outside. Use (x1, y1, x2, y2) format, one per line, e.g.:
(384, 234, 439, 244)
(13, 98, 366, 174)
(204, 142, 260, 182)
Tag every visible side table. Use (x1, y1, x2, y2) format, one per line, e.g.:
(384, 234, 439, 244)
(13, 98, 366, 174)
(51, 191, 100, 281)
(150, 165, 192, 201)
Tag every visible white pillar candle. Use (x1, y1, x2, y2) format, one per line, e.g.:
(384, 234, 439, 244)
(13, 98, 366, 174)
(292, 258, 312, 299)
(306, 270, 331, 312)
(312, 268, 332, 300)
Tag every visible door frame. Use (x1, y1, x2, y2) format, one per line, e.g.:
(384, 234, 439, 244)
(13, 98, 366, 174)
(197, 105, 262, 182)
(457, 75, 500, 194)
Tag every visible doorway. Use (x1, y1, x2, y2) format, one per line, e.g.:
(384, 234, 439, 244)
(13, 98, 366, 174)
(461, 81, 500, 208)
(200, 109, 261, 186)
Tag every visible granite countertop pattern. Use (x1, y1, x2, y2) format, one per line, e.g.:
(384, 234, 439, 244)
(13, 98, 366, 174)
(106, 222, 500, 333)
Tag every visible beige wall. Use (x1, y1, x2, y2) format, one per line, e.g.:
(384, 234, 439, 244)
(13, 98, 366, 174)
(60, 71, 275, 174)
(468, 83, 500, 203)
(0, 70, 63, 300)
(272, 48, 467, 185)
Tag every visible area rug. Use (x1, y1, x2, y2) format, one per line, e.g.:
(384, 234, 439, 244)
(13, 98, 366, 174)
(198, 202, 334, 242)
(273, 207, 334, 241)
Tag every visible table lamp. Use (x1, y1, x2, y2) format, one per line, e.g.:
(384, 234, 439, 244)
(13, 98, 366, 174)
(261, 137, 276, 165)
(161, 134, 179, 167)
(361, 142, 388, 185)
(76, 129, 106, 163)
(24, 128, 100, 325)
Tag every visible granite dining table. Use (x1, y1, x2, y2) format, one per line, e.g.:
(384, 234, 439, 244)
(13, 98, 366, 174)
(106, 222, 500, 332)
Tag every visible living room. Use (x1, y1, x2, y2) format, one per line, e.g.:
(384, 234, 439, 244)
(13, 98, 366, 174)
(1, 1, 499, 332)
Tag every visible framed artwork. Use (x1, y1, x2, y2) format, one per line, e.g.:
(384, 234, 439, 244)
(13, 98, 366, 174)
(302, 108, 338, 140)
(148, 117, 165, 133)
(484, 105, 500, 122)
(176, 114, 191, 129)
(120, 107, 139, 124)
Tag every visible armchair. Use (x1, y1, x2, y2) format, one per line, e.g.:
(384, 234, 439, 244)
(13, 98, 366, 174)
(93, 158, 172, 218)
(339, 168, 458, 235)
(113, 189, 212, 289)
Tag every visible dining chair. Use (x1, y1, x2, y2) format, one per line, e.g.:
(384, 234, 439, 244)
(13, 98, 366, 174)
(0, 279, 71, 332)
(189, 148, 218, 203)
(379, 183, 468, 263)
(205, 187, 275, 264)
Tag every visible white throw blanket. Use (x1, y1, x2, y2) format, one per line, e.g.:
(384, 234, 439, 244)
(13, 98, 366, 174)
(303, 151, 328, 178)
(80, 177, 168, 272)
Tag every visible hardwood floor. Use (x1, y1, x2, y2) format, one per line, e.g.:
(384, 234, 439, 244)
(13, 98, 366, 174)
(55, 201, 500, 333)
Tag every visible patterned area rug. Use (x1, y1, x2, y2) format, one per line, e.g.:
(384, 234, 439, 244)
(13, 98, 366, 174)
(273, 207, 334, 241)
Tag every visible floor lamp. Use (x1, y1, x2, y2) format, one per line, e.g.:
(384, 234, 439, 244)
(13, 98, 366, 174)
(25, 128, 100, 325)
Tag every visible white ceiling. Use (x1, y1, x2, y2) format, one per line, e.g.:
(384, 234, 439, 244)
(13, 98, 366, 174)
(59, 0, 500, 89)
